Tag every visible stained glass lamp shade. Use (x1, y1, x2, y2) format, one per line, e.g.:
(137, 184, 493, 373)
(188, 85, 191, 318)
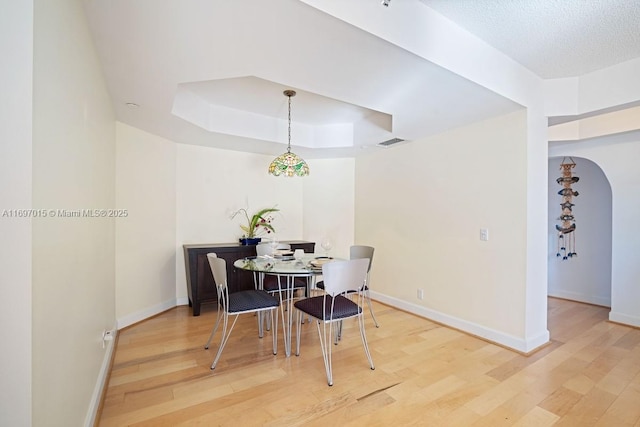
(268, 150, 309, 177)
(268, 90, 309, 177)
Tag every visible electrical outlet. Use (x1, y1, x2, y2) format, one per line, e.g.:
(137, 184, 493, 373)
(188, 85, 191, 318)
(480, 228, 489, 241)
(102, 329, 114, 348)
(417, 288, 424, 300)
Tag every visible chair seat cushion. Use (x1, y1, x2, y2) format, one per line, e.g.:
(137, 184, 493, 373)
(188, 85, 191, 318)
(227, 290, 279, 313)
(294, 295, 361, 320)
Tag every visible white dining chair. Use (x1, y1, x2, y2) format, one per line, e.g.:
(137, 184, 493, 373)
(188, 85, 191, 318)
(204, 253, 280, 370)
(254, 242, 306, 332)
(294, 258, 375, 386)
(316, 245, 379, 328)
(257, 242, 306, 295)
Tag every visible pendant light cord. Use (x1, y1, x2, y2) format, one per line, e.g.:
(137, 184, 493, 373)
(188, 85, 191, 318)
(287, 93, 292, 153)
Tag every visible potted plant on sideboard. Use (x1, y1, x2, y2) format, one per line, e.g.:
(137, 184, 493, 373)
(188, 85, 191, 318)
(231, 207, 279, 245)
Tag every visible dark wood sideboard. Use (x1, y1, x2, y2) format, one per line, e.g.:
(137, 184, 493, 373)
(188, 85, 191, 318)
(183, 241, 315, 316)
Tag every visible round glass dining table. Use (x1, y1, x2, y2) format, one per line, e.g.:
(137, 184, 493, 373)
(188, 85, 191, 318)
(234, 254, 336, 356)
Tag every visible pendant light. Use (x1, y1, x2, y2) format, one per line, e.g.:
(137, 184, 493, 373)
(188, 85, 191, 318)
(268, 90, 310, 177)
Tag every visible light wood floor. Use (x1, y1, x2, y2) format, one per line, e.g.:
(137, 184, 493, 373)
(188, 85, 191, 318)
(99, 298, 640, 426)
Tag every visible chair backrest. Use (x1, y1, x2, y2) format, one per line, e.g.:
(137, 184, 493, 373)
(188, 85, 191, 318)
(350, 245, 374, 273)
(207, 253, 227, 290)
(256, 243, 272, 256)
(256, 242, 291, 256)
(321, 258, 369, 296)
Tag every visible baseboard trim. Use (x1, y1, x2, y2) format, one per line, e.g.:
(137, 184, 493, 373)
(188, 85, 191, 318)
(84, 322, 117, 427)
(548, 290, 611, 307)
(87, 299, 186, 425)
(116, 291, 556, 353)
(117, 298, 180, 330)
(370, 291, 549, 354)
(609, 311, 640, 328)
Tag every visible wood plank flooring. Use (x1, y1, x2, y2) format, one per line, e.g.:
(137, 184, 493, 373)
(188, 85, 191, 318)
(98, 298, 640, 426)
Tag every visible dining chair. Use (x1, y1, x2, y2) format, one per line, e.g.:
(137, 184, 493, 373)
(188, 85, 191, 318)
(255, 241, 295, 256)
(253, 242, 274, 292)
(294, 258, 375, 386)
(204, 253, 279, 370)
(255, 241, 277, 257)
(316, 245, 379, 328)
(256, 243, 309, 330)
(255, 242, 291, 287)
(256, 242, 307, 296)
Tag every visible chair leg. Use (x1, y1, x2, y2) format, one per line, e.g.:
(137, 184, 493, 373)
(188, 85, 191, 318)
(204, 305, 223, 349)
(255, 272, 273, 333)
(365, 289, 380, 328)
(256, 311, 264, 338)
(334, 320, 342, 344)
(295, 309, 302, 356)
(297, 309, 333, 385)
(357, 312, 375, 371)
(210, 312, 239, 370)
(316, 320, 335, 386)
(271, 307, 278, 355)
(300, 307, 373, 386)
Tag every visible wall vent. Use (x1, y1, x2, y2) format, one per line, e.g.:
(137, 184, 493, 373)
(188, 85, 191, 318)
(378, 137, 404, 147)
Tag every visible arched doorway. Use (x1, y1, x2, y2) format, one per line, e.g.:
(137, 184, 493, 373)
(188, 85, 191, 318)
(547, 156, 612, 307)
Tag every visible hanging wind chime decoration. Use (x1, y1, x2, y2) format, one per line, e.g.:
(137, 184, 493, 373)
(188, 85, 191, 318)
(556, 157, 579, 260)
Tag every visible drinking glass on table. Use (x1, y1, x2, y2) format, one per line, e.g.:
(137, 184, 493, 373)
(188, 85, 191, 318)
(320, 237, 332, 256)
(294, 249, 304, 264)
(269, 238, 279, 255)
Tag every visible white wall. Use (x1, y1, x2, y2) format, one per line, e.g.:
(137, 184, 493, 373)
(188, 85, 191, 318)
(0, 1, 33, 425)
(547, 157, 612, 306)
(114, 129, 355, 318)
(524, 105, 550, 350)
(175, 143, 306, 302)
(356, 110, 538, 351)
(302, 158, 355, 259)
(174, 148, 356, 301)
(116, 123, 177, 326)
(175, 144, 304, 246)
(31, 0, 116, 426)
(550, 134, 640, 327)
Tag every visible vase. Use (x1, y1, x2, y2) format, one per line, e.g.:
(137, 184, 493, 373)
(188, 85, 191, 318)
(239, 237, 262, 245)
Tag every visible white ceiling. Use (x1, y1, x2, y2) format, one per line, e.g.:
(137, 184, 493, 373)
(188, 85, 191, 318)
(420, 0, 640, 79)
(83, 0, 640, 158)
